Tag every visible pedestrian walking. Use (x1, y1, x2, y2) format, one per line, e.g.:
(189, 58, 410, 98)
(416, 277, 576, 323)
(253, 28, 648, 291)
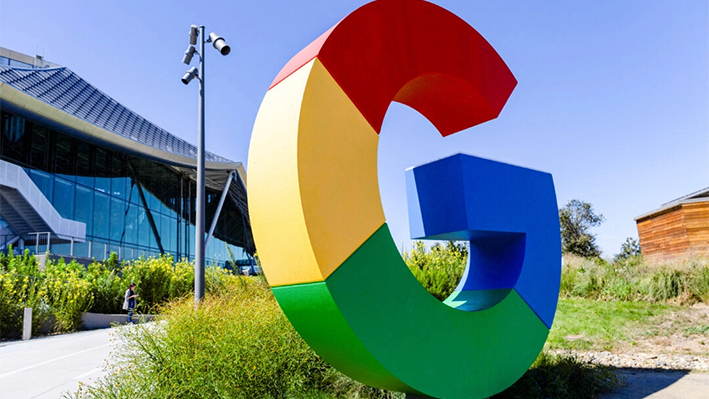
(122, 282, 138, 322)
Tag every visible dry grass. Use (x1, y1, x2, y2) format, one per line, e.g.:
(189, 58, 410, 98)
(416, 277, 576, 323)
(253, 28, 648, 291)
(560, 254, 709, 304)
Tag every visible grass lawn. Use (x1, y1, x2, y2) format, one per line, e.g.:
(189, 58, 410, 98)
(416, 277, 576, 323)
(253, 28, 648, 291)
(548, 298, 709, 355)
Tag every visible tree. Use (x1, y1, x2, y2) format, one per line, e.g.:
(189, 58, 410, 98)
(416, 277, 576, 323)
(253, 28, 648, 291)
(559, 199, 604, 258)
(614, 237, 642, 262)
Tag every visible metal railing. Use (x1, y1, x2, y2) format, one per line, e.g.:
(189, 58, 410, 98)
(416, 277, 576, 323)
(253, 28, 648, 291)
(29, 232, 52, 254)
(2, 233, 238, 267)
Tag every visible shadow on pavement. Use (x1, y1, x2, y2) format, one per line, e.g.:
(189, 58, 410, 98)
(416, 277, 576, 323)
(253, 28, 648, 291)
(600, 368, 699, 399)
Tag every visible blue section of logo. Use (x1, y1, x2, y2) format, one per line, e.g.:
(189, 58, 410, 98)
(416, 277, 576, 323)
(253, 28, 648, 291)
(405, 154, 561, 328)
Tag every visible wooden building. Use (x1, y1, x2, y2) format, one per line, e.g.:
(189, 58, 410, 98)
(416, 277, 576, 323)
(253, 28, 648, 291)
(635, 187, 709, 260)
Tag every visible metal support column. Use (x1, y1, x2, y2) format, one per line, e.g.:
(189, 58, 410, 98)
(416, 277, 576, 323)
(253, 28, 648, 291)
(205, 171, 234, 250)
(135, 182, 165, 255)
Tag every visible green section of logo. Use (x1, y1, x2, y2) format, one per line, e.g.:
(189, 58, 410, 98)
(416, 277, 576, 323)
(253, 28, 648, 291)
(274, 224, 549, 398)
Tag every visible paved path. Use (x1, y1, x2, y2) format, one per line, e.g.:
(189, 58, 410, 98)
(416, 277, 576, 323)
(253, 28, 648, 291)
(3, 329, 709, 399)
(0, 329, 114, 399)
(600, 369, 709, 399)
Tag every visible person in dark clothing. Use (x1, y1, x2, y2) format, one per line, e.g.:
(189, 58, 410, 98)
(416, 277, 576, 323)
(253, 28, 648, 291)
(122, 282, 138, 322)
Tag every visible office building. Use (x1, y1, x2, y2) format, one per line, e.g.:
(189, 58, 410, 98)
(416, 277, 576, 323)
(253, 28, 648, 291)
(0, 47, 253, 265)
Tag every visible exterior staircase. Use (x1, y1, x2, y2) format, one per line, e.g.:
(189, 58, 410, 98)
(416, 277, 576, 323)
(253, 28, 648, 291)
(0, 160, 85, 247)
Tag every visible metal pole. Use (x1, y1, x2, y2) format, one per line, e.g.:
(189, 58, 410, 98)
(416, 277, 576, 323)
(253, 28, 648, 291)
(195, 25, 206, 306)
(205, 171, 234, 250)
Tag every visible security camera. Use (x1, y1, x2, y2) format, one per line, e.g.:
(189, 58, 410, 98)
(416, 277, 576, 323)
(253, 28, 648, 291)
(181, 67, 199, 85)
(182, 45, 197, 65)
(209, 32, 230, 56)
(189, 25, 199, 45)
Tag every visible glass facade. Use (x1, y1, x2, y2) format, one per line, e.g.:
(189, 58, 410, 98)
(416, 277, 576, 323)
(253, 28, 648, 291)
(0, 111, 251, 265)
(0, 55, 35, 69)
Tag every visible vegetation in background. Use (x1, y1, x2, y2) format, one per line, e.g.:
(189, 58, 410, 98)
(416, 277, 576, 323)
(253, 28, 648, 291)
(613, 237, 642, 262)
(548, 298, 677, 352)
(559, 199, 605, 258)
(0, 249, 93, 335)
(6, 232, 702, 397)
(0, 249, 48, 336)
(0, 247, 228, 338)
(550, 297, 709, 355)
(561, 254, 709, 304)
(402, 239, 709, 307)
(402, 241, 467, 301)
(67, 273, 623, 399)
(66, 276, 398, 399)
(42, 258, 94, 331)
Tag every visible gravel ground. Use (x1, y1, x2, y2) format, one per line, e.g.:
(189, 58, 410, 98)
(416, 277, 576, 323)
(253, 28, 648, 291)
(552, 350, 709, 371)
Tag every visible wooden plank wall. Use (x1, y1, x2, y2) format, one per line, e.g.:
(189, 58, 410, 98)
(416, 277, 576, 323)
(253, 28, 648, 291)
(636, 206, 688, 258)
(636, 201, 709, 259)
(684, 202, 709, 254)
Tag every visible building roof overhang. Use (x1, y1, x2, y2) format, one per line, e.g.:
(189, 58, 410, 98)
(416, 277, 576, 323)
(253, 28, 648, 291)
(634, 187, 709, 222)
(0, 62, 246, 185)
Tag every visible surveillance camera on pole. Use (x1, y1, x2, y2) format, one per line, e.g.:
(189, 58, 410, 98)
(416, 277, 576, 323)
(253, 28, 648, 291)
(181, 67, 198, 85)
(182, 45, 197, 65)
(209, 32, 231, 55)
(181, 24, 230, 307)
(189, 25, 199, 45)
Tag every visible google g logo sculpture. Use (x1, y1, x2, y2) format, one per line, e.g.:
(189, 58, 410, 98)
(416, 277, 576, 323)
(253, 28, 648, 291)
(248, 0, 561, 398)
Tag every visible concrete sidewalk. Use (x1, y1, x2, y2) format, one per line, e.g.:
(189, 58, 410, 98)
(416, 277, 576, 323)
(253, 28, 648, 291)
(600, 369, 708, 399)
(0, 328, 113, 399)
(3, 328, 708, 398)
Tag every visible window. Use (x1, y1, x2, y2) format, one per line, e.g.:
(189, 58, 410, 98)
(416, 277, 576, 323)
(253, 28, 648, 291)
(1, 113, 28, 165)
(112, 177, 129, 199)
(138, 208, 151, 249)
(75, 185, 94, 236)
(110, 197, 126, 242)
(124, 205, 138, 245)
(53, 177, 75, 219)
(30, 124, 50, 170)
(29, 169, 53, 201)
(94, 148, 110, 193)
(54, 134, 75, 177)
(93, 191, 110, 239)
(75, 141, 94, 188)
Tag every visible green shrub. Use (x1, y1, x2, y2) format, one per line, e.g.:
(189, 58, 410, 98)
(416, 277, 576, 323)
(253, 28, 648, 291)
(493, 352, 623, 399)
(205, 264, 233, 294)
(120, 256, 175, 313)
(168, 260, 194, 299)
(403, 241, 466, 301)
(0, 250, 234, 338)
(0, 247, 51, 336)
(561, 257, 605, 299)
(687, 258, 709, 302)
(84, 262, 123, 314)
(82, 255, 196, 315)
(43, 258, 94, 332)
(67, 277, 361, 399)
(68, 277, 624, 399)
(646, 268, 685, 302)
(66, 252, 628, 399)
(560, 254, 709, 304)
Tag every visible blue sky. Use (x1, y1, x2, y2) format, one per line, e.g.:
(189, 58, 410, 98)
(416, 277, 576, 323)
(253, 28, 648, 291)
(1, 0, 707, 257)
